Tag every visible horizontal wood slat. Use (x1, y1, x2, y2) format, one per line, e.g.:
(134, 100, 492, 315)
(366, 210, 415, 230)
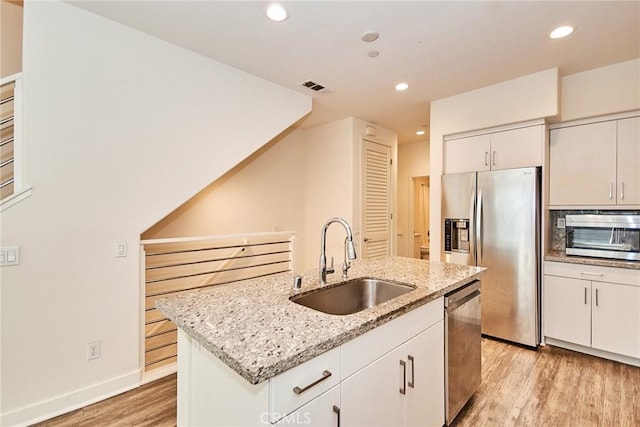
(142, 232, 294, 373)
(145, 319, 177, 338)
(146, 241, 291, 269)
(145, 262, 290, 308)
(146, 250, 290, 283)
(146, 330, 178, 352)
(145, 343, 177, 366)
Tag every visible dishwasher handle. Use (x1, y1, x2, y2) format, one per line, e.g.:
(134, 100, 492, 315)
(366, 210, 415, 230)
(445, 280, 480, 309)
(445, 288, 481, 312)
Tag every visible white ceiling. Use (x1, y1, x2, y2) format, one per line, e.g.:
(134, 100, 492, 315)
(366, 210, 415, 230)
(70, 1, 639, 144)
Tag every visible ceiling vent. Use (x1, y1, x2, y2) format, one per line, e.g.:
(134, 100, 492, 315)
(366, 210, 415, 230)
(299, 80, 334, 95)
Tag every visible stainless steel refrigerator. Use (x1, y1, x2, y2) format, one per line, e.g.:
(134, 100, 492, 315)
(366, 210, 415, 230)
(441, 167, 540, 347)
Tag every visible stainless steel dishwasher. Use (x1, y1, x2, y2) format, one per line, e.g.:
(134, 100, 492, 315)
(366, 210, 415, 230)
(445, 279, 481, 425)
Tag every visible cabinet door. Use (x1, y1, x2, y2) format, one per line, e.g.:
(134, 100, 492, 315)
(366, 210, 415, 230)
(341, 346, 404, 426)
(617, 117, 640, 205)
(404, 322, 445, 427)
(543, 275, 591, 347)
(549, 121, 617, 206)
(591, 281, 640, 358)
(489, 125, 543, 170)
(444, 134, 490, 174)
(275, 385, 341, 426)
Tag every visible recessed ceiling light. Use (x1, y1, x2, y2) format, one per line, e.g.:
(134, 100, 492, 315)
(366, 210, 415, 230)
(266, 4, 288, 22)
(549, 25, 574, 39)
(368, 50, 380, 58)
(395, 82, 409, 91)
(361, 31, 380, 43)
(416, 130, 426, 136)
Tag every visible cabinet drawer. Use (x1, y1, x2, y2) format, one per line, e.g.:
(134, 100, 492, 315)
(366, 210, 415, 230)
(269, 345, 340, 423)
(341, 297, 443, 379)
(545, 261, 640, 286)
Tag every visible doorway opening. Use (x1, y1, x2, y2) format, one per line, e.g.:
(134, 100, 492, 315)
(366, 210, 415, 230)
(412, 176, 430, 259)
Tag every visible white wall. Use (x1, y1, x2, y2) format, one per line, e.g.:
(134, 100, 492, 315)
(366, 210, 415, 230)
(560, 58, 640, 122)
(397, 140, 429, 257)
(429, 69, 559, 261)
(0, 2, 310, 425)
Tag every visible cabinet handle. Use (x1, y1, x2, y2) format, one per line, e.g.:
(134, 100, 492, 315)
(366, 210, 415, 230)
(293, 370, 332, 395)
(399, 360, 406, 395)
(609, 182, 613, 200)
(584, 287, 588, 305)
(492, 150, 496, 167)
(580, 271, 604, 277)
(333, 405, 341, 427)
(621, 182, 625, 200)
(595, 288, 599, 307)
(408, 355, 415, 388)
(484, 151, 488, 167)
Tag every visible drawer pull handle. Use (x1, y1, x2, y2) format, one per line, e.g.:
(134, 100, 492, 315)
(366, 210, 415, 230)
(580, 272, 604, 277)
(293, 370, 332, 395)
(333, 405, 341, 427)
(400, 360, 407, 395)
(408, 355, 415, 388)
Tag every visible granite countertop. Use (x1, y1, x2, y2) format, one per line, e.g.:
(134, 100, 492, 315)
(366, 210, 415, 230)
(545, 250, 640, 270)
(156, 256, 484, 385)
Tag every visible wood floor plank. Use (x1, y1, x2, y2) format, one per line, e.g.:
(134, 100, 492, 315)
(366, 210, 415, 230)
(34, 338, 640, 427)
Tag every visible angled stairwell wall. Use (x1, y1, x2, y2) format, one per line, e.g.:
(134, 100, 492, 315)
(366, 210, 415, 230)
(0, 1, 310, 425)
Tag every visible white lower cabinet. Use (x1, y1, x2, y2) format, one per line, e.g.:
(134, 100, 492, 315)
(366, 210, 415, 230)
(177, 297, 445, 426)
(544, 262, 640, 361)
(341, 345, 405, 426)
(274, 385, 340, 426)
(340, 323, 444, 427)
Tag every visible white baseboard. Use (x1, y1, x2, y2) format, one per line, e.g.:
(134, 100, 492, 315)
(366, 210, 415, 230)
(0, 369, 141, 427)
(141, 361, 177, 385)
(545, 337, 640, 367)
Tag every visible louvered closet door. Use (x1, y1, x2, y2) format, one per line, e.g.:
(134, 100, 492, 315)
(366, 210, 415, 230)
(362, 139, 392, 259)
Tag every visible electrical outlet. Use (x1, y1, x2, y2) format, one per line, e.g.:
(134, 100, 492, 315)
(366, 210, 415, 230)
(557, 218, 566, 229)
(87, 341, 100, 360)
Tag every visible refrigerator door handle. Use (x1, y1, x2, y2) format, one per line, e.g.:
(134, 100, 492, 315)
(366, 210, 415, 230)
(476, 190, 483, 265)
(469, 187, 476, 265)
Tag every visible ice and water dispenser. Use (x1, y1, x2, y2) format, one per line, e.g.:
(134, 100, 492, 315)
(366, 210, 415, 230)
(444, 218, 470, 253)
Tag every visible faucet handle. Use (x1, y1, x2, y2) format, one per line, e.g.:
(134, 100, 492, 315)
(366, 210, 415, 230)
(326, 256, 335, 274)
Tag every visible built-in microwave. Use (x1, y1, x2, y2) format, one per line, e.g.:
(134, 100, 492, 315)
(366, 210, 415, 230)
(565, 214, 640, 261)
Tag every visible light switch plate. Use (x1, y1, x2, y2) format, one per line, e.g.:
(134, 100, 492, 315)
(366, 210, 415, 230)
(0, 246, 20, 266)
(115, 242, 127, 258)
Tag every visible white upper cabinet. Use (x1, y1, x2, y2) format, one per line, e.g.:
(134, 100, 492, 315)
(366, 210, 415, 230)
(444, 134, 490, 174)
(549, 114, 640, 207)
(444, 124, 543, 174)
(616, 117, 640, 205)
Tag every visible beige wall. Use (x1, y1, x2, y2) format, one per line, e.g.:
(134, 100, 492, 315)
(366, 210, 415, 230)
(144, 116, 398, 273)
(559, 58, 640, 122)
(0, 2, 310, 425)
(397, 140, 429, 257)
(0, 1, 22, 78)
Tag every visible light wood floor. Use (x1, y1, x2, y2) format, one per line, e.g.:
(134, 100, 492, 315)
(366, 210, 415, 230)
(35, 338, 640, 426)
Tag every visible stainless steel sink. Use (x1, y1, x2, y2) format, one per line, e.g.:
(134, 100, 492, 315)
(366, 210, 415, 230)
(290, 278, 415, 315)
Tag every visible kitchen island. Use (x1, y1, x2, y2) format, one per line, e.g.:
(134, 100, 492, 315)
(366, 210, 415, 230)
(157, 256, 484, 426)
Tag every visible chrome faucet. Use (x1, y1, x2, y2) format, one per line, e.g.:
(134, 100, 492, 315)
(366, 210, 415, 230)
(319, 217, 357, 284)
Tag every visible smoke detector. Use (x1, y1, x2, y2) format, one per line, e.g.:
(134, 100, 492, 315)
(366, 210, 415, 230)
(299, 80, 334, 95)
